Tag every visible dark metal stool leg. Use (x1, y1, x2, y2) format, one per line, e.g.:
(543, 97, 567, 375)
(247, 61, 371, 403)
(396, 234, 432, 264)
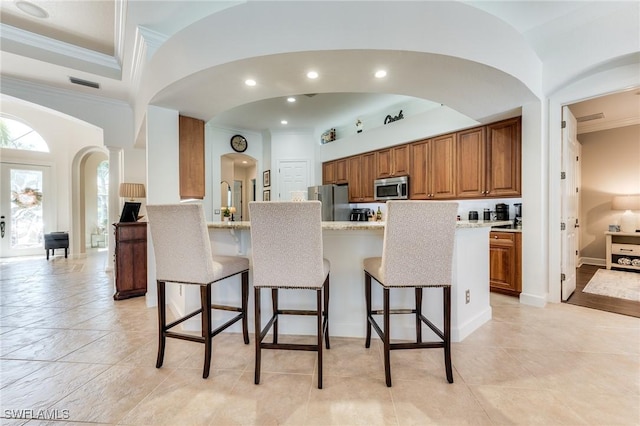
(201, 284, 213, 379)
(317, 288, 323, 389)
(241, 271, 250, 344)
(415, 287, 423, 343)
(383, 287, 392, 387)
(272, 288, 278, 344)
(444, 286, 453, 383)
(156, 281, 167, 369)
(324, 276, 330, 349)
(254, 287, 262, 385)
(364, 273, 372, 348)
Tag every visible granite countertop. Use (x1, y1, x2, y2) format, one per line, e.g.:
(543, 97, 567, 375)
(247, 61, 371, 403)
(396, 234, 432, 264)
(207, 220, 513, 230)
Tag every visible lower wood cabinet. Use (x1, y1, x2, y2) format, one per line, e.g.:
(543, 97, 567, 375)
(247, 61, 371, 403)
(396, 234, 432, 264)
(114, 222, 147, 300)
(489, 231, 522, 296)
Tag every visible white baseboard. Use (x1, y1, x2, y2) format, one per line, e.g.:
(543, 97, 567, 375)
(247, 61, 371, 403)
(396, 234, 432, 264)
(580, 257, 605, 267)
(520, 292, 547, 307)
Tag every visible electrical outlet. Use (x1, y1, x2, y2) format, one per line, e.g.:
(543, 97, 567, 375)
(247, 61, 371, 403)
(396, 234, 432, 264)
(214, 209, 221, 214)
(465, 289, 470, 304)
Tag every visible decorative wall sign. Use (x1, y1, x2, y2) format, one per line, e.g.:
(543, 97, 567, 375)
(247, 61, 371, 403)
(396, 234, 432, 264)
(384, 110, 404, 125)
(321, 128, 336, 144)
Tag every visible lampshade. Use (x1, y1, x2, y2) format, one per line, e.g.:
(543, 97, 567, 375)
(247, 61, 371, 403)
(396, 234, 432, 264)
(119, 183, 146, 200)
(229, 206, 237, 214)
(612, 195, 640, 211)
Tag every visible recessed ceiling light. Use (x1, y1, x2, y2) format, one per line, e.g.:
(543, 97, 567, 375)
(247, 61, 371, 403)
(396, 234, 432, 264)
(307, 71, 319, 79)
(16, 0, 49, 18)
(287, 97, 296, 103)
(244, 79, 256, 86)
(375, 70, 387, 78)
(281, 120, 288, 125)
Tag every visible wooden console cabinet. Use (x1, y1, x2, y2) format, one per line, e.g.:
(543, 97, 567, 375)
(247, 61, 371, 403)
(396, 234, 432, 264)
(114, 222, 147, 300)
(489, 231, 522, 296)
(605, 231, 640, 271)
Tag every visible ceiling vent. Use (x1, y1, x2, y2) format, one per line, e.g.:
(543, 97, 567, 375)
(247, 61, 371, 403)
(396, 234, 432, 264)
(69, 77, 100, 89)
(576, 112, 604, 122)
(304, 93, 317, 98)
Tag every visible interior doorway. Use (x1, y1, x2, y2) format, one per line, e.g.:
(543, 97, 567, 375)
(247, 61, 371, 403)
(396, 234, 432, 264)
(220, 153, 257, 221)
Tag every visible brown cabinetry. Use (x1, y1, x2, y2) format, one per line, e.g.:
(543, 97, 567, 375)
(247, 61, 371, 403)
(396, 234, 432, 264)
(348, 152, 376, 202)
(410, 135, 456, 199)
(322, 159, 348, 185)
(376, 145, 409, 178)
(179, 115, 205, 200)
(456, 118, 521, 198)
(114, 222, 147, 300)
(489, 231, 521, 296)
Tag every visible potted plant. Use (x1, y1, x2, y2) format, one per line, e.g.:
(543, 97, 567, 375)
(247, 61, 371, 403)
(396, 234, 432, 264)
(222, 207, 231, 221)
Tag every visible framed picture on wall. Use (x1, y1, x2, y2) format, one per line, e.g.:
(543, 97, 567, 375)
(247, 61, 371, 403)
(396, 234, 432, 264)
(263, 170, 270, 187)
(263, 190, 271, 201)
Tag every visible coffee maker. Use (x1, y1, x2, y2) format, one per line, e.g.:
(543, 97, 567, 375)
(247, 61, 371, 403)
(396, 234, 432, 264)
(350, 208, 371, 221)
(514, 203, 522, 229)
(495, 203, 509, 221)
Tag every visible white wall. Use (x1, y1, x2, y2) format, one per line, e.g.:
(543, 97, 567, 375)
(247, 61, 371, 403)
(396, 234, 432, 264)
(580, 125, 640, 261)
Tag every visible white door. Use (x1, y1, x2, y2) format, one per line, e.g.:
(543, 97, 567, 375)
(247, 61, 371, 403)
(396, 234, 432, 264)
(277, 160, 309, 200)
(0, 163, 53, 257)
(561, 106, 578, 301)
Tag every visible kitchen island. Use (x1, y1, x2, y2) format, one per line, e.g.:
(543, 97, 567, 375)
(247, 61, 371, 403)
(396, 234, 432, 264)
(202, 220, 510, 342)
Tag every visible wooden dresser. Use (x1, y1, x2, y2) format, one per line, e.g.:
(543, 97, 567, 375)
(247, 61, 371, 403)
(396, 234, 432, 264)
(113, 222, 147, 300)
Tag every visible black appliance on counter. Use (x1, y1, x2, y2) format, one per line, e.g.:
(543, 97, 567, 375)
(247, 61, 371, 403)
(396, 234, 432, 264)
(350, 208, 371, 221)
(514, 203, 522, 228)
(495, 203, 509, 221)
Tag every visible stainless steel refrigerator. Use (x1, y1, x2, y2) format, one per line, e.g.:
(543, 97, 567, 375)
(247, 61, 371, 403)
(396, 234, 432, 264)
(307, 184, 350, 221)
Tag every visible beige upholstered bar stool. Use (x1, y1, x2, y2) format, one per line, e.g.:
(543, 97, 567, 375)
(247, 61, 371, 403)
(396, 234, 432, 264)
(249, 201, 330, 389)
(146, 204, 249, 379)
(363, 200, 458, 387)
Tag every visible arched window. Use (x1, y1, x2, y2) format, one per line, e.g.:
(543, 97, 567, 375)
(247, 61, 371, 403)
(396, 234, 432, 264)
(0, 116, 49, 152)
(97, 160, 109, 232)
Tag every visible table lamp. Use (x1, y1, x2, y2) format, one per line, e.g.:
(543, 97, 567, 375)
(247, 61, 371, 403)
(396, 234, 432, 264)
(612, 195, 640, 233)
(119, 183, 146, 201)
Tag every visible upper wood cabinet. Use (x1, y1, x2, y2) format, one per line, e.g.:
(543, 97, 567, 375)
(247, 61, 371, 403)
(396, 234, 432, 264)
(456, 127, 486, 198)
(376, 145, 409, 178)
(348, 153, 376, 202)
(179, 115, 205, 200)
(322, 159, 348, 185)
(486, 117, 521, 197)
(409, 135, 456, 199)
(456, 117, 521, 198)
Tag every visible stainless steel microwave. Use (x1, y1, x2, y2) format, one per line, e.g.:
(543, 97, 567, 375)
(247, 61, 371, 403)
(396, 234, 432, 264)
(374, 176, 409, 201)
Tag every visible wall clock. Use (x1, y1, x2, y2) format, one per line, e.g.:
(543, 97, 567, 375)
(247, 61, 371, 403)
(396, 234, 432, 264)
(230, 134, 248, 152)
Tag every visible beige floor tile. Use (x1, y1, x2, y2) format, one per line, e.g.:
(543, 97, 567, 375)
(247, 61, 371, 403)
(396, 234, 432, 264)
(469, 385, 587, 425)
(508, 347, 640, 396)
(118, 335, 200, 371)
(119, 368, 242, 425)
(322, 336, 383, 379)
(0, 359, 51, 388)
(0, 328, 55, 357)
(0, 362, 109, 413)
(180, 332, 252, 371)
(0, 308, 69, 328)
(550, 388, 640, 425)
(378, 344, 461, 384)
(391, 378, 492, 425)
(305, 375, 397, 425)
(255, 335, 319, 375)
(210, 370, 311, 425)
(47, 364, 171, 424)
(59, 331, 154, 364)
(4, 329, 109, 361)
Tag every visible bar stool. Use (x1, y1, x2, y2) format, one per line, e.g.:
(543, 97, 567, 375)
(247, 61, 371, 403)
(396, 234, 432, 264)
(363, 200, 458, 387)
(146, 204, 249, 379)
(249, 201, 330, 389)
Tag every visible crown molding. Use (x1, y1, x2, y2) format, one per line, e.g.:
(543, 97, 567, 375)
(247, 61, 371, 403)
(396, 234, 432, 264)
(0, 23, 121, 79)
(114, 0, 127, 67)
(1, 76, 131, 109)
(130, 27, 148, 86)
(578, 116, 640, 135)
(138, 26, 168, 60)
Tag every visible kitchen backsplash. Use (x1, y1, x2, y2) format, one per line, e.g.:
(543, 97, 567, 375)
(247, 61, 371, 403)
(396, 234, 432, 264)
(351, 198, 523, 221)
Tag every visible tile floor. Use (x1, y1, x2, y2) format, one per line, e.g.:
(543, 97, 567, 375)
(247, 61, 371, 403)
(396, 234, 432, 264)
(1, 251, 639, 425)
